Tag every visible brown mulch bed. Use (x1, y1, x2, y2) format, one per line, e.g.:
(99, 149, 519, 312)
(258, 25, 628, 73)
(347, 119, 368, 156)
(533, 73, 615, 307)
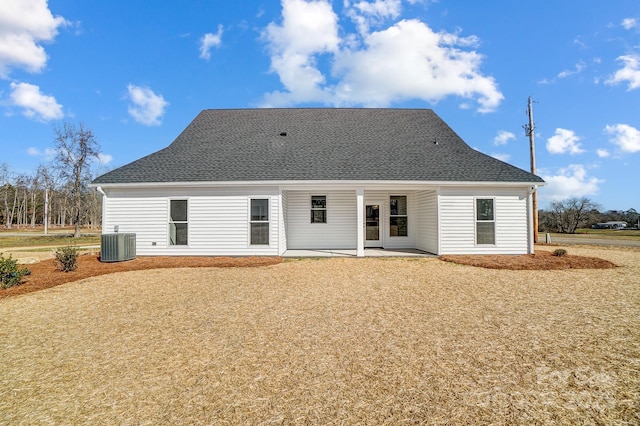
(1, 255, 281, 299)
(441, 250, 617, 270)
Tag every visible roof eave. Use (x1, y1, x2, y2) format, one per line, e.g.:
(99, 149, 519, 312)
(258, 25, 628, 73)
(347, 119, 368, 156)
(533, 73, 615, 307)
(91, 179, 545, 190)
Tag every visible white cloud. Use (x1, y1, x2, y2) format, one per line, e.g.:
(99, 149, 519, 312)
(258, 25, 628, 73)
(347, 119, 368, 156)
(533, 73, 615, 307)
(596, 149, 610, 158)
(493, 130, 515, 145)
(262, 1, 503, 112)
(605, 123, 640, 153)
(9, 81, 63, 121)
(606, 55, 640, 90)
(96, 153, 113, 164)
(622, 18, 638, 30)
(546, 128, 585, 155)
(126, 84, 168, 126)
(0, 0, 68, 77)
(491, 153, 510, 162)
(352, 0, 402, 18)
(199, 25, 223, 61)
(26, 146, 56, 160)
(333, 20, 503, 111)
(558, 61, 585, 78)
(262, 0, 340, 105)
(346, 0, 402, 34)
(539, 164, 604, 202)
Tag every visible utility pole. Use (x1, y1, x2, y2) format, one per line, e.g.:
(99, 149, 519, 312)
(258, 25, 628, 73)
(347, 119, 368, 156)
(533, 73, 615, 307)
(524, 96, 539, 243)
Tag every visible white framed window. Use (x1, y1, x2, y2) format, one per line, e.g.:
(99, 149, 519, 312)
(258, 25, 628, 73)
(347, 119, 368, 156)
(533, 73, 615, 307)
(389, 195, 408, 237)
(310, 195, 327, 223)
(476, 198, 495, 245)
(250, 198, 269, 245)
(169, 199, 188, 246)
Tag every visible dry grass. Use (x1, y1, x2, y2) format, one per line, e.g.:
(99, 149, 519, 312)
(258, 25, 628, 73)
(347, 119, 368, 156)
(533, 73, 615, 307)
(0, 255, 281, 299)
(0, 246, 638, 424)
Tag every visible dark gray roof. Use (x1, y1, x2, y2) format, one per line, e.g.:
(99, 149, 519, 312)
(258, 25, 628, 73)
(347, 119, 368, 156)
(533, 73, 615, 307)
(93, 108, 544, 185)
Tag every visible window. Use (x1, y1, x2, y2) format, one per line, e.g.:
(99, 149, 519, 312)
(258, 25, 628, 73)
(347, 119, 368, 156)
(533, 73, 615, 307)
(476, 198, 495, 245)
(390, 195, 408, 237)
(310, 195, 327, 223)
(250, 199, 269, 245)
(169, 199, 188, 245)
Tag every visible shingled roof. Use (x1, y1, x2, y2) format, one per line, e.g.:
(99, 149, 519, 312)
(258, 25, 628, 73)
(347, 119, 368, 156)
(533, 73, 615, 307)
(92, 108, 544, 185)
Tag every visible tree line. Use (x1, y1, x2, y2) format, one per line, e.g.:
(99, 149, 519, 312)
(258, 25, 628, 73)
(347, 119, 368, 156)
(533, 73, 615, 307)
(539, 197, 639, 234)
(1, 123, 104, 237)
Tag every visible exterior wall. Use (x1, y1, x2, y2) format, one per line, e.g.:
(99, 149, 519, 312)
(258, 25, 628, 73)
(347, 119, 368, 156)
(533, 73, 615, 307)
(102, 186, 280, 256)
(439, 188, 530, 254)
(415, 190, 439, 254)
(286, 191, 357, 249)
(101, 184, 532, 256)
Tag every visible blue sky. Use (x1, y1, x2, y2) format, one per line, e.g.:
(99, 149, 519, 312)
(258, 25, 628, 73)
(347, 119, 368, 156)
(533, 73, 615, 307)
(1, 0, 639, 211)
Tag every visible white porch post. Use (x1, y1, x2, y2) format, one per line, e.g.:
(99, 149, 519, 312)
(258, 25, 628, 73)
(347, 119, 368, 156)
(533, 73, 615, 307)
(356, 188, 364, 257)
(527, 187, 535, 254)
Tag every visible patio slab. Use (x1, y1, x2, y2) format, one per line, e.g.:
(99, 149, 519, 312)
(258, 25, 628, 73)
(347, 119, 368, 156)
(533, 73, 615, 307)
(282, 248, 436, 258)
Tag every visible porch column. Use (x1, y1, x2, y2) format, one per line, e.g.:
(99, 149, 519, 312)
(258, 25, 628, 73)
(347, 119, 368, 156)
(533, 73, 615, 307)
(356, 188, 364, 257)
(527, 187, 535, 254)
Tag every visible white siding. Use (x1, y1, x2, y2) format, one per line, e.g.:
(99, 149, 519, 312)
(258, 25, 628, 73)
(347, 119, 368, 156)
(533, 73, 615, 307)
(286, 191, 356, 249)
(102, 196, 167, 252)
(439, 188, 530, 254)
(415, 190, 438, 254)
(188, 196, 249, 251)
(102, 186, 280, 256)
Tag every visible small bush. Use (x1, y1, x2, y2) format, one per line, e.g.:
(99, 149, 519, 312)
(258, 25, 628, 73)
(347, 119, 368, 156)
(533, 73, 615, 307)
(55, 246, 79, 272)
(0, 253, 31, 289)
(553, 248, 568, 257)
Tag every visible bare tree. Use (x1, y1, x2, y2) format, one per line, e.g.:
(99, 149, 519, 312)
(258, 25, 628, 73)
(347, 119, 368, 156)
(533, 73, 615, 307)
(1, 164, 18, 229)
(53, 122, 100, 238)
(548, 197, 600, 233)
(0, 163, 12, 228)
(37, 165, 52, 233)
(29, 172, 40, 228)
(14, 174, 29, 228)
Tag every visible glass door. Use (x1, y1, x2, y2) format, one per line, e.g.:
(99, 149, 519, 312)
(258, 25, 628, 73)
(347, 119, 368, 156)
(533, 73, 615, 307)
(365, 204, 381, 246)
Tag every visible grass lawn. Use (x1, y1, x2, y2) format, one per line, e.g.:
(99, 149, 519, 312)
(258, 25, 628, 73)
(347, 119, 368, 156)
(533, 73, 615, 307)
(0, 234, 100, 250)
(0, 246, 638, 424)
(571, 228, 640, 239)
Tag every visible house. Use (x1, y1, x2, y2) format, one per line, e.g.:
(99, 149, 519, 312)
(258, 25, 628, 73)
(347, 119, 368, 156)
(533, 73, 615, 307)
(91, 108, 545, 256)
(592, 221, 627, 230)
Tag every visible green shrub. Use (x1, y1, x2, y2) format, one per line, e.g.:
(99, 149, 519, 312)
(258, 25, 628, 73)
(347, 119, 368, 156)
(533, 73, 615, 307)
(0, 253, 31, 289)
(553, 248, 568, 257)
(55, 246, 79, 272)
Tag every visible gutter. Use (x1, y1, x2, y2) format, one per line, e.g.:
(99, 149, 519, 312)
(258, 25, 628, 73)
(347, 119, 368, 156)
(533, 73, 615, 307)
(90, 180, 546, 190)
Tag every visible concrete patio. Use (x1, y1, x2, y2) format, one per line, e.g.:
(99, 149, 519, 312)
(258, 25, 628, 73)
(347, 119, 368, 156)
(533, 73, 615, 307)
(282, 248, 437, 258)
